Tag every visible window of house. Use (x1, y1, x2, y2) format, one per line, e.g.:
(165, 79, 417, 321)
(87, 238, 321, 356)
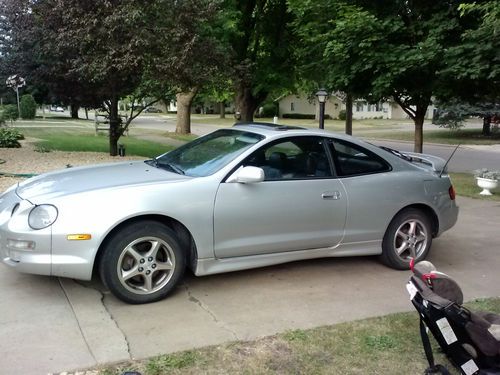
(328, 139, 391, 177)
(355, 102, 364, 112)
(290, 102, 295, 112)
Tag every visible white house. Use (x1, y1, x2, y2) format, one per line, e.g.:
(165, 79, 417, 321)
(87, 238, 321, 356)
(278, 94, 434, 120)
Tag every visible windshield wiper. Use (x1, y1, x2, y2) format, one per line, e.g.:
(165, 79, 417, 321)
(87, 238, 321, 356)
(158, 161, 185, 175)
(145, 159, 158, 167)
(145, 158, 185, 175)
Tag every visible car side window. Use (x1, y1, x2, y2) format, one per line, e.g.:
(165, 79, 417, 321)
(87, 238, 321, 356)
(244, 137, 332, 180)
(329, 139, 390, 177)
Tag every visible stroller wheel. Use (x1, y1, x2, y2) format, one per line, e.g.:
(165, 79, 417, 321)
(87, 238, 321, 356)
(380, 208, 432, 270)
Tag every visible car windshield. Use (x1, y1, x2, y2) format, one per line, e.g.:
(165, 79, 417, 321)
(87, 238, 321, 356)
(153, 129, 264, 177)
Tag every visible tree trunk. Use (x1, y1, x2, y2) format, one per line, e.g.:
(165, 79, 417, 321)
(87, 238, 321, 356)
(70, 104, 79, 119)
(108, 97, 120, 156)
(345, 94, 353, 135)
(413, 111, 426, 153)
(219, 101, 226, 119)
(394, 96, 429, 154)
(482, 115, 491, 136)
(235, 85, 259, 122)
(176, 88, 198, 134)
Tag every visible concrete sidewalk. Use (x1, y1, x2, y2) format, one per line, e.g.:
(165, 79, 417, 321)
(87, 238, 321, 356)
(1, 196, 499, 375)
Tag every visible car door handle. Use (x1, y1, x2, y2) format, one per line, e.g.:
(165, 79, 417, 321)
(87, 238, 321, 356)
(322, 191, 341, 200)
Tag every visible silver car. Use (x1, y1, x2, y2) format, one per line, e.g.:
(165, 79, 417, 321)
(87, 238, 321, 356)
(0, 123, 458, 303)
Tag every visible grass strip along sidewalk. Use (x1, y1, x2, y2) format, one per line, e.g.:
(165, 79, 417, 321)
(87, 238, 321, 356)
(93, 298, 500, 375)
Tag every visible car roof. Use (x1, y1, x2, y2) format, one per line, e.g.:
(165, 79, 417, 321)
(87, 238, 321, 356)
(231, 122, 356, 142)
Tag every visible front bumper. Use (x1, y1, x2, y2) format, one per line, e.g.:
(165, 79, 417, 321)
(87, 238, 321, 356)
(0, 190, 52, 276)
(1, 189, 97, 280)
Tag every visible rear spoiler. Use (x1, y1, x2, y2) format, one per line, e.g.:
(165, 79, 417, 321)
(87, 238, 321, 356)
(401, 144, 460, 177)
(400, 152, 447, 174)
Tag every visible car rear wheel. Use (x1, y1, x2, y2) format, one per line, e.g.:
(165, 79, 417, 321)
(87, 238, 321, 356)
(380, 208, 432, 270)
(99, 221, 185, 304)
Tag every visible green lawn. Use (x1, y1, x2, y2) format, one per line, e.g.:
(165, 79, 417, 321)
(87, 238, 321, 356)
(95, 298, 500, 375)
(450, 172, 500, 201)
(15, 127, 174, 158)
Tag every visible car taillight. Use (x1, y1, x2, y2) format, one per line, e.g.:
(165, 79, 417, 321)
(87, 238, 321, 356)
(449, 185, 456, 200)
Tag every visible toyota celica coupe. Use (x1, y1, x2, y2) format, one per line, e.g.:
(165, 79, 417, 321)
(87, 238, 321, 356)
(0, 123, 458, 303)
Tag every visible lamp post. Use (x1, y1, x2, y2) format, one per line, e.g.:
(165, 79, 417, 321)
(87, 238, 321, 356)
(316, 89, 328, 129)
(5, 74, 26, 115)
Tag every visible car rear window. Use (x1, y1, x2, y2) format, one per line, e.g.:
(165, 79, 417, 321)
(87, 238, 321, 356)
(329, 139, 391, 176)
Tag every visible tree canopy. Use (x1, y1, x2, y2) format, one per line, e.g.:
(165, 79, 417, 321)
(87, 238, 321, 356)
(1, 0, 498, 154)
(1, 0, 229, 153)
(226, 0, 297, 121)
(291, 0, 489, 152)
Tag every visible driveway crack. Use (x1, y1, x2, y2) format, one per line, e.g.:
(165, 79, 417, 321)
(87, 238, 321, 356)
(65, 279, 133, 361)
(100, 292, 133, 360)
(58, 278, 98, 364)
(183, 283, 239, 340)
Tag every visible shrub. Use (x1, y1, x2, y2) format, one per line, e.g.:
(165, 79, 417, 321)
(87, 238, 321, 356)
(256, 103, 277, 118)
(0, 128, 24, 148)
(1, 104, 19, 123)
(432, 108, 466, 130)
(19, 94, 37, 119)
(338, 109, 346, 121)
(282, 113, 315, 119)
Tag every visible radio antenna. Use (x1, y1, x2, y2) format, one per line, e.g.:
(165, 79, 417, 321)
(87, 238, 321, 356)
(440, 144, 460, 177)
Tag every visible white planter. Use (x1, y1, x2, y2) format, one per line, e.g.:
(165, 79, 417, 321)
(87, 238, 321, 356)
(476, 177, 498, 195)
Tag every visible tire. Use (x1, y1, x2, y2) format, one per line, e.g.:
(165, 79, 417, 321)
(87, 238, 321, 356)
(380, 208, 432, 270)
(99, 221, 186, 304)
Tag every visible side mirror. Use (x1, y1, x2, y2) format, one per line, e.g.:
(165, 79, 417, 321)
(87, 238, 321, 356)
(227, 166, 265, 183)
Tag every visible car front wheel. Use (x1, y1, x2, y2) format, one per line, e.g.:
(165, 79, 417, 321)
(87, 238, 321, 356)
(380, 208, 432, 270)
(100, 221, 185, 304)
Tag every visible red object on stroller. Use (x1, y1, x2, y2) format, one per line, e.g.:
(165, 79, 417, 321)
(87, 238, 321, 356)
(407, 261, 500, 374)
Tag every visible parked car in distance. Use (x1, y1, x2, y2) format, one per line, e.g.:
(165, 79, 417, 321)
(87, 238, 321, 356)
(144, 106, 162, 113)
(49, 106, 65, 112)
(0, 123, 458, 304)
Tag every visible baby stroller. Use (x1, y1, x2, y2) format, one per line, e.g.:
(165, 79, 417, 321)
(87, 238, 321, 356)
(407, 260, 500, 375)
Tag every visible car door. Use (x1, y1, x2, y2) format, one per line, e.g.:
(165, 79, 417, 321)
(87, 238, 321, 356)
(326, 138, 396, 243)
(213, 136, 347, 258)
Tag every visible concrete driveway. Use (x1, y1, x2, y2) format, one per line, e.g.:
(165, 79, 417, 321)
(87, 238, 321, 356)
(1, 196, 499, 375)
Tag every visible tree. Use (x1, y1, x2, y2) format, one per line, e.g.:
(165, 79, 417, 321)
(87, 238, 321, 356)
(141, 0, 229, 134)
(199, 78, 235, 119)
(2, 0, 230, 148)
(438, 1, 500, 136)
(1, 104, 19, 124)
(19, 94, 36, 119)
(0, 0, 103, 119)
(226, 0, 297, 122)
(291, 0, 477, 153)
(3, 0, 160, 154)
(290, 2, 368, 135)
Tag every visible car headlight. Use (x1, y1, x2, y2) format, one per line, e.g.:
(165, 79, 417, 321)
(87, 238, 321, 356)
(28, 204, 58, 229)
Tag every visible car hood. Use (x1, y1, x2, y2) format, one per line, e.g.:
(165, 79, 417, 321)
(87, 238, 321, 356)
(16, 161, 189, 202)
